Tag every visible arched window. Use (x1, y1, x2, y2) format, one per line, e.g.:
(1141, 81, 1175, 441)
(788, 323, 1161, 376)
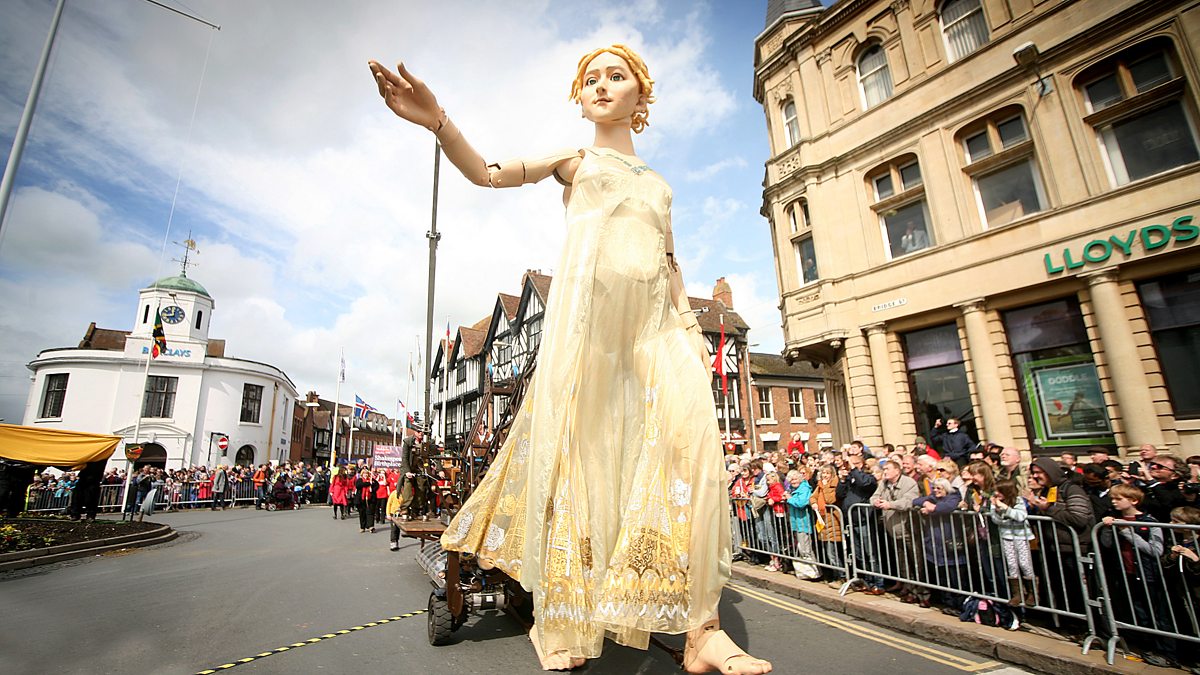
(782, 99, 800, 147)
(857, 44, 893, 109)
(956, 107, 1046, 227)
(195, 310, 203, 330)
(867, 155, 933, 259)
(787, 199, 809, 233)
(1076, 38, 1199, 186)
(941, 0, 989, 63)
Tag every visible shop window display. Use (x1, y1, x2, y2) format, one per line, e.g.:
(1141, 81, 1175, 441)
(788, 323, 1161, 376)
(1003, 299, 1114, 452)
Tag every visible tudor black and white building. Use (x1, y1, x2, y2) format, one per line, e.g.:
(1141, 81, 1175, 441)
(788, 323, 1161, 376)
(431, 271, 762, 455)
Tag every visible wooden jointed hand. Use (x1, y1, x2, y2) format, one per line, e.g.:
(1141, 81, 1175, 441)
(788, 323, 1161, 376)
(368, 60, 443, 131)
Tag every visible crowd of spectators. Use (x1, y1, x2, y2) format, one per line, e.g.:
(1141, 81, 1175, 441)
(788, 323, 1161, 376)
(728, 423, 1200, 670)
(26, 461, 334, 518)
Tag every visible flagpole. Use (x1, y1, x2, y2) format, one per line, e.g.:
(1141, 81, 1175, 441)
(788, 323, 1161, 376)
(442, 318, 450, 448)
(392, 398, 399, 446)
(121, 349, 154, 521)
(721, 314, 731, 450)
(406, 349, 414, 439)
(330, 348, 343, 472)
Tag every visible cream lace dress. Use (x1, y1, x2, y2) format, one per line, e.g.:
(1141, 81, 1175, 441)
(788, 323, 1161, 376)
(441, 148, 730, 658)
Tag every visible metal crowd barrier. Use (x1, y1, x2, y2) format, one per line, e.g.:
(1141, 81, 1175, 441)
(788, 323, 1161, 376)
(24, 479, 266, 514)
(731, 497, 850, 580)
(841, 504, 1098, 642)
(728, 495, 1120, 659)
(1091, 519, 1200, 665)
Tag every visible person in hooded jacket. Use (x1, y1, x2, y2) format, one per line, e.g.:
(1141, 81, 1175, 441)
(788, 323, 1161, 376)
(1027, 457, 1095, 621)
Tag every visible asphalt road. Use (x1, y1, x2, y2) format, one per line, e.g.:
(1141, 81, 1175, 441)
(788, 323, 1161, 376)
(0, 506, 1030, 675)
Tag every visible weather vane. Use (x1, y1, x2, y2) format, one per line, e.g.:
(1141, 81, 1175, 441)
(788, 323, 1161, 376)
(171, 232, 200, 277)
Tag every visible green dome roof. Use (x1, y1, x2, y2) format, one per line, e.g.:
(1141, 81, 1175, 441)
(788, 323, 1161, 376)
(149, 275, 210, 298)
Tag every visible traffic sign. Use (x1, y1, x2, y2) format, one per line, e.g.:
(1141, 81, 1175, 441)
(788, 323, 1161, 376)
(217, 435, 229, 451)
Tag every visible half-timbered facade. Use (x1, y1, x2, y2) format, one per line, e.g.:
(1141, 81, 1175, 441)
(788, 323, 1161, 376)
(431, 272, 756, 455)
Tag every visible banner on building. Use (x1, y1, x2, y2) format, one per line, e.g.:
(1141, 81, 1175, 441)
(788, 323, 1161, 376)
(371, 443, 405, 469)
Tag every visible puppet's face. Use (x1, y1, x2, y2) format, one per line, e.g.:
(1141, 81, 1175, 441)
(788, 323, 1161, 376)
(580, 51, 645, 127)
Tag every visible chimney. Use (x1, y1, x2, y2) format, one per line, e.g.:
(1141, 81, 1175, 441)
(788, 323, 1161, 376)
(713, 276, 733, 309)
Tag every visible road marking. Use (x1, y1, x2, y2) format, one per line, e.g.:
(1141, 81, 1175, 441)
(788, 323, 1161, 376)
(729, 583, 1001, 672)
(193, 610, 427, 674)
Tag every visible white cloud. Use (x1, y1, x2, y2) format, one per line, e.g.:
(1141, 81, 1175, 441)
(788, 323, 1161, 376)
(0, 0, 775, 424)
(686, 156, 748, 182)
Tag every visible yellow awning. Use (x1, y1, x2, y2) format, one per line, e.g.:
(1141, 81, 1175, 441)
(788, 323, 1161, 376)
(0, 424, 121, 467)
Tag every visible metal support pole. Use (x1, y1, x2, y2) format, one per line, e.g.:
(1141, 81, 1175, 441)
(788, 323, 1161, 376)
(0, 0, 66, 242)
(423, 141, 442, 455)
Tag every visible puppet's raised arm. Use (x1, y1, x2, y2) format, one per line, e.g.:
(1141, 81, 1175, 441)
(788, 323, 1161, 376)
(369, 61, 580, 187)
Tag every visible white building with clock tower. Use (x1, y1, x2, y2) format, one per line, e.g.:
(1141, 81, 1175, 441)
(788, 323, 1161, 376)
(22, 270, 298, 471)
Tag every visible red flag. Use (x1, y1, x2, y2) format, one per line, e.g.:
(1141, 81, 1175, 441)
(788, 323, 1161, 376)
(713, 314, 727, 396)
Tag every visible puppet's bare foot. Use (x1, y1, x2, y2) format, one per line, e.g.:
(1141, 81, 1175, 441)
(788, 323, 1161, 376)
(682, 618, 771, 674)
(477, 554, 496, 570)
(529, 627, 585, 671)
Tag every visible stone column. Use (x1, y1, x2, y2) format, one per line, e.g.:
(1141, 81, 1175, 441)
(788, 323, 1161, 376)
(956, 299, 1013, 446)
(1084, 270, 1165, 449)
(865, 323, 904, 444)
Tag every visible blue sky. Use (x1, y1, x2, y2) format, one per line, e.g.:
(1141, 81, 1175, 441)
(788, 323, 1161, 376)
(0, 0, 786, 423)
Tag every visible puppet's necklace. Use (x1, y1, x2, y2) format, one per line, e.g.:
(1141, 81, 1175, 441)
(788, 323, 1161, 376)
(602, 152, 650, 175)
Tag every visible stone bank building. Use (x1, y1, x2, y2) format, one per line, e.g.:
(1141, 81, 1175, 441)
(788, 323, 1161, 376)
(755, 0, 1200, 456)
(22, 274, 298, 469)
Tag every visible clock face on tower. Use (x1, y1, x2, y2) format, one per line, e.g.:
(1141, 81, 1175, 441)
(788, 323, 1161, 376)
(161, 305, 186, 324)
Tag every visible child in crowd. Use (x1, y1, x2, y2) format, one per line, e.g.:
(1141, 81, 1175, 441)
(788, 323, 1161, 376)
(1099, 484, 1177, 668)
(1163, 505, 1199, 671)
(989, 479, 1036, 606)
(764, 471, 787, 572)
(386, 481, 404, 551)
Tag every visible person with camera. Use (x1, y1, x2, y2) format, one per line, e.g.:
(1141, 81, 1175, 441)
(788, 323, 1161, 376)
(930, 418, 975, 468)
(1138, 454, 1188, 524)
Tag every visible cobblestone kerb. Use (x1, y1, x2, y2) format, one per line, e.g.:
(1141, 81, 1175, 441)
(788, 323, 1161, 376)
(0, 523, 177, 572)
(730, 562, 1158, 675)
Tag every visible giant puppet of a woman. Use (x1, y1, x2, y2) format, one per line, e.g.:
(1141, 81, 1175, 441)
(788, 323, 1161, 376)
(368, 46, 771, 674)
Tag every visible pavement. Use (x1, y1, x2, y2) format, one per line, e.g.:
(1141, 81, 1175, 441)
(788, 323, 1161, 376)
(730, 561, 1178, 675)
(0, 505, 1166, 674)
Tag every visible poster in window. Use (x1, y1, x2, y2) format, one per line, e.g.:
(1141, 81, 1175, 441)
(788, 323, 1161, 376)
(1030, 359, 1112, 439)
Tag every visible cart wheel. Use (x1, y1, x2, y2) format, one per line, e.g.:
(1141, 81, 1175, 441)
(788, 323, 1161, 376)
(428, 592, 455, 646)
(266, 502, 277, 512)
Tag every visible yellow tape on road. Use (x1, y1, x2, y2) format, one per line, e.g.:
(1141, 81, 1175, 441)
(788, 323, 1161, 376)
(730, 583, 1002, 672)
(194, 610, 427, 674)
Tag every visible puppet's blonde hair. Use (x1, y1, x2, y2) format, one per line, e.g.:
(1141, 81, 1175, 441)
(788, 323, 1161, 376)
(570, 44, 656, 134)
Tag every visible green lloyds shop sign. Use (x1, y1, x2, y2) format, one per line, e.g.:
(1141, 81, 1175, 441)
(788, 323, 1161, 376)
(1044, 214, 1197, 275)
